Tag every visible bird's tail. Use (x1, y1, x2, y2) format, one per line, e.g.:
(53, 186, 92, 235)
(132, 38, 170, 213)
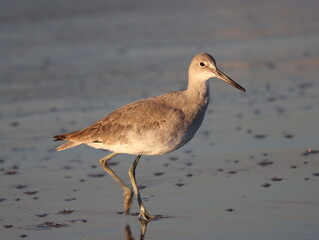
(53, 132, 80, 151)
(55, 141, 80, 151)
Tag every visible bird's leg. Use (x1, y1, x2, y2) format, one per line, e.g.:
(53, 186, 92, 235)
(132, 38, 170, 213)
(99, 152, 133, 215)
(128, 155, 150, 221)
(128, 155, 161, 222)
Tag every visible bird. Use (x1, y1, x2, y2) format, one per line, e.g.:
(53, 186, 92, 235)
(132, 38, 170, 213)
(53, 53, 246, 222)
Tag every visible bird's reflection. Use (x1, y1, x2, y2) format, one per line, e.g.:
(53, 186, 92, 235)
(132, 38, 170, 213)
(125, 224, 134, 240)
(125, 220, 149, 240)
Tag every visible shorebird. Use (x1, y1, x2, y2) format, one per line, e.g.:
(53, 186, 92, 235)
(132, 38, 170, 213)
(53, 53, 245, 222)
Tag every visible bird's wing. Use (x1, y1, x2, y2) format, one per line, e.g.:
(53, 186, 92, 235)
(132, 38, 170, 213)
(64, 98, 186, 145)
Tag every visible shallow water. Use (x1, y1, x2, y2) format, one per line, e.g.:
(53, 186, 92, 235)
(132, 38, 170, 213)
(1, 0, 319, 239)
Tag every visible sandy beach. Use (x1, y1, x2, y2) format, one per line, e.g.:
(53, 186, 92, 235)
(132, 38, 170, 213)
(1, 0, 319, 239)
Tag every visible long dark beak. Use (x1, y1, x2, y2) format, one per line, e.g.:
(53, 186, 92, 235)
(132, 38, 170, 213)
(215, 69, 246, 92)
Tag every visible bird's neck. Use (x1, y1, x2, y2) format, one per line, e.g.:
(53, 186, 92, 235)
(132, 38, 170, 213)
(178, 76, 210, 139)
(186, 77, 210, 104)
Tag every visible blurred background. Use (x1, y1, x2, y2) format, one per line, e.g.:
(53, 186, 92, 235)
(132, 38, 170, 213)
(1, 0, 319, 239)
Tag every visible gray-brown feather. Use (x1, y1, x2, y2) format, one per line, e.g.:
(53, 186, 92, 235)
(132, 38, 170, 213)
(62, 94, 187, 147)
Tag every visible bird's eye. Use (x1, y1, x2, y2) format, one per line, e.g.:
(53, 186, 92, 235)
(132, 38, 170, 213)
(199, 62, 205, 67)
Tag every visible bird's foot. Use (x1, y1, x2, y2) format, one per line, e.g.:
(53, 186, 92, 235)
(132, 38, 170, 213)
(138, 210, 163, 222)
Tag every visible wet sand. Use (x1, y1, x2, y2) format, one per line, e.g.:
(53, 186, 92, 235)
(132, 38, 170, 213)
(1, 0, 319, 239)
